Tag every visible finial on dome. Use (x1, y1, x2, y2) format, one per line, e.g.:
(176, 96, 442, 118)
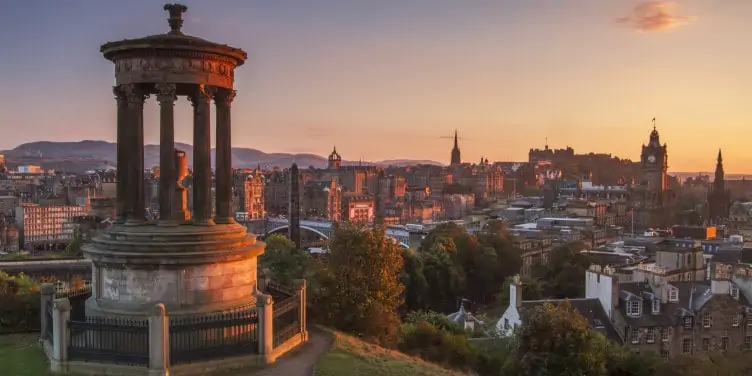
(164, 4, 188, 35)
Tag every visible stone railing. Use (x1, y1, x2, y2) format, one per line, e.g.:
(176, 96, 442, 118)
(39, 280, 308, 375)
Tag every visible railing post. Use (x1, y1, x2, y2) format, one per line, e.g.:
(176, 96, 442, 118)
(256, 292, 274, 362)
(49, 298, 71, 373)
(293, 279, 308, 341)
(148, 303, 169, 376)
(40, 283, 55, 342)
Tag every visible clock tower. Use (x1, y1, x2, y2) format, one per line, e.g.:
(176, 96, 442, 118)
(640, 121, 668, 192)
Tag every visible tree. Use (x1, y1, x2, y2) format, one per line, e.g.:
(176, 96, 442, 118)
(516, 301, 607, 376)
(534, 241, 592, 298)
(400, 250, 430, 313)
(260, 234, 311, 286)
(496, 276, 543, 306)
(317, 223, 404, 346)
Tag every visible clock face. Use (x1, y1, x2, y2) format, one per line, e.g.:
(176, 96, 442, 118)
(647, 155, 656, 163)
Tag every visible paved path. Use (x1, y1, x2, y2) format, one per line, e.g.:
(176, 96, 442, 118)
(251, 329, 334, 376)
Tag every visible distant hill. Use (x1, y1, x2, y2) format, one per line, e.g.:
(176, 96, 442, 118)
(0, 140, 443, 172)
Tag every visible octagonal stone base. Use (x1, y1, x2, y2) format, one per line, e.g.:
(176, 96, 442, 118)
(83, 222, 264, 317)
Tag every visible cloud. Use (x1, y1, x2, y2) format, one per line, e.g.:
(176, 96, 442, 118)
(437, 135, 470, 141)
(616, 2, 696, 32)
(304, 127, 333, 138)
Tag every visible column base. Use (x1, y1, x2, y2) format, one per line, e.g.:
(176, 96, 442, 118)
(156, 220, 180, 227)
(124, 219, 147, 226)
(214, 217, 237, 225)
(192, 218, 216, 226)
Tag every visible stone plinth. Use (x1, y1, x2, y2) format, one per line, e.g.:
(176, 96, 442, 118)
(83, 222, 264, 317)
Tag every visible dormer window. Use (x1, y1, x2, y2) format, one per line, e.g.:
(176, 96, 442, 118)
(668, 287, 679, 302)
(627, 300, 642, 316)
(652, 300, 660, 314)
(731, 286, 740, 300)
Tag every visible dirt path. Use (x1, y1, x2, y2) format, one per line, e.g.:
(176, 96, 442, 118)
(251, 329, 333, 376)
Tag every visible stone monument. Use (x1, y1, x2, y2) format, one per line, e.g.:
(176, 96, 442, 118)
(85, 3, 264, 318)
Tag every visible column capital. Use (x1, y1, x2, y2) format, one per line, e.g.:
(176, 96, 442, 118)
(215, 89, 237, 107)
(112, 86, 126, 103)
(187, 84, 216, 106)
(120, 84, 149, 104)
(155, 83, 177, 104)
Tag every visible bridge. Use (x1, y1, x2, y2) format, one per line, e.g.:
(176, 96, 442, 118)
(264, 218, 411, 248)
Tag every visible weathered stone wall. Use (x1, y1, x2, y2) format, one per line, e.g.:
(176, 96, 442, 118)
(97, 258, 257, 309)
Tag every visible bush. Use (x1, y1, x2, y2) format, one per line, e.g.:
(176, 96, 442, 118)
(404, 310, 465, 335)
(398, 320, 478, 372)
(0, 272, 41, 333)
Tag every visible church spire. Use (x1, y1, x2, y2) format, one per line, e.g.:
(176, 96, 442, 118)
(450, 129, 461, 166)
(715, 148, 725, 185)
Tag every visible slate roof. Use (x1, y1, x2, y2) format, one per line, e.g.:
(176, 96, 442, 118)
(519, 298, 623, 343)
(616, 281, 752, 328)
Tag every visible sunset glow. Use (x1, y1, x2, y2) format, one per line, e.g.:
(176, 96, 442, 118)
(0, 0, 750, 172)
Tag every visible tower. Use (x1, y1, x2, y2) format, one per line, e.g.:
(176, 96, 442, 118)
(289, 163, 301, 248)
(640, 120, 668, 192)
(708, 149, 731, 222)
(450, 130, 461, 166)
(328, 146, 342, 169)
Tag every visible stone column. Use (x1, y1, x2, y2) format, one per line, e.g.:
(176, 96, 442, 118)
(214, 89, 237, 224)
(122, 84, 148, 224)
(113, 86, 128, 224)
(256, 293, 274, 361)
(188, 85, 215, 225)
(49, 298, 71, 373)
(148, 303, 169, 375)
(155, 83, 177, 224)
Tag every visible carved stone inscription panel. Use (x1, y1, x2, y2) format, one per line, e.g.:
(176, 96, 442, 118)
(114, 56, 235, 89)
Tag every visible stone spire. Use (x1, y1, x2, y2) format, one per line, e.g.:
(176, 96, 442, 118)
(288, 163, 301, 249)
(450, 130, 461, 166)
(714, 149, 725, 190)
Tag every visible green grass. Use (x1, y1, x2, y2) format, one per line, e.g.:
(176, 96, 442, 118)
(0, 333, 50, 376)
(314, 330, 468, 376)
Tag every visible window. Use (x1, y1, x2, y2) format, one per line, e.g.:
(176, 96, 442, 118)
(661, 328, 671, 342)
(504, 318, 510, 330)
(646, 327, 656, 343)
(745, 336, 752, 351)
(702, 338, 711, 352)
(682, 338, 693, 354)
(627, 301, 641, 316)
(721, 336, 729, 351)
(733, 315, 740, 327)
(702, 312, 712, 328)
(683, 317, 694, 330)
(747, 316, 752, 327)
(651, 300, 660, 314)
(631, 328, 640, 344)
(668, 288, 679, 302)
(731, 286, 740, 300)
(661, 350, 670, 360)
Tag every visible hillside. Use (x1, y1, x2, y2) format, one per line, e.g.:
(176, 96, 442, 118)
(1, 141, 442, 172)
(314, 330, 469, 376)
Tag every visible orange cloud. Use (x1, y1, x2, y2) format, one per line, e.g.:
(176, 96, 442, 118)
(617, 2, 696, 32)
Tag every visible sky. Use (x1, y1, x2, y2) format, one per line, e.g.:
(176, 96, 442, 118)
(0, 1, 750, 172)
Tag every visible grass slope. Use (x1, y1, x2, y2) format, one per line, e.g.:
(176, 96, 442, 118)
(0, 334, 50, 376)
(314, 330, 469, 376)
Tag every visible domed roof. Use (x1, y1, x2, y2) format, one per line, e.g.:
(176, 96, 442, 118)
(328, 146, 342, 161)
(100, 4, 247, 66)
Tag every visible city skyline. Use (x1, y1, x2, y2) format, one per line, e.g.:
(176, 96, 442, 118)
(0, 1, 750, 172)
